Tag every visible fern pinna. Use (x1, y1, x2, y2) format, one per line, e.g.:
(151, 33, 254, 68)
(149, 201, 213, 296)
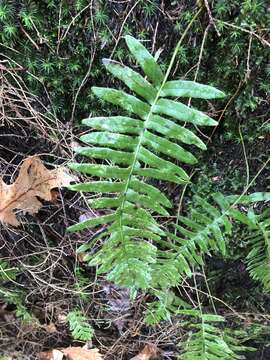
(68, 36, 225, 289)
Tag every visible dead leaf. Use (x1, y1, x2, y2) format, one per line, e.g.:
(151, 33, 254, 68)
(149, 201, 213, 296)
(0, 156, 74, 226)
(52, 350, 64, 360)
(102, 282, 131, 333)
(43, 322, 57, 333)
(62, 347, 103, 360)
(130, 344, 158, 360)
(37, 347, 103, 360)
(37, 351, 54, 360)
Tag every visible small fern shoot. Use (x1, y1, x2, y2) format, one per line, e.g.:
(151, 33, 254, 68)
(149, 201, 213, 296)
(68, 35, 225, 290)
(67, 309, 94, 341)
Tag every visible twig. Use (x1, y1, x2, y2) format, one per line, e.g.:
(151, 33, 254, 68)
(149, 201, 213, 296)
(19, 24, 40, 51)
(56, 0, 63, 55)
(245, 34, 252, 81)
(58, 2, 92, 46)
(152, 20, 159, 54)
(214, 18, 270, 47)
(110, 0, 141, 59)
(239, 123, 250, 188)
(203, 0, 220, 36)
(70, 47, 96, 123)
(209, 80, 244, 141)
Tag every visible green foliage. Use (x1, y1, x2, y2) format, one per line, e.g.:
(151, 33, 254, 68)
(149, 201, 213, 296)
(0, 260, 18, 281)
(178, 310, 254, 359)
(67, 309, 94, 341)
(0, 286, 33, 323)
(0, 261, 33, 322)
(144, 290, 190, 325)
(244, 208, 270, 291)
(139, 190, 270, 331)
(68, 35, 224, 290)
(0, 1, 269, 356)
(172, 193, 232, 260)
(0, 0, 267, 135)
(163, 192, 270, 288)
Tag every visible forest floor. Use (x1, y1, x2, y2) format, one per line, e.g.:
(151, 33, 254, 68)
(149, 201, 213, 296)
(0, 84, 270, 359)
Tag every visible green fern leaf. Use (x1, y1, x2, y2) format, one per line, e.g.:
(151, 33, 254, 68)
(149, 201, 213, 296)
(68, 36, 224, 289)
(67, 309, 94, 341)
(161, 191, 270, 292)
(145, 290, 191, 325)
(179, 310, 249, 359)
(245, 209, 270, 291)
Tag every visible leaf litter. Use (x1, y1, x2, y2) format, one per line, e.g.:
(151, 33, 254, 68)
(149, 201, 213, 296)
(38, 346, 103, 360)
(37, 343, 157, 360)
(0, 156, 75, 226)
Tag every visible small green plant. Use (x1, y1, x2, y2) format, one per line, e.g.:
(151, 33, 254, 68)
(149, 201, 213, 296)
(67, 309, 94, 341)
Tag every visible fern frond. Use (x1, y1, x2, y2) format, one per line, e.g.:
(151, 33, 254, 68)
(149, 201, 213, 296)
(157, 192, 270, 292)
(245, 209, 270, 291)
(220, 192, 270, 291)
(68, 36, 225, 289)
(151, 193, 233, 288)
(179, 310, 251, 359)
(144, 290, 191, 325)
(0, 286, 33, 322)
(67, 309, 94, 341)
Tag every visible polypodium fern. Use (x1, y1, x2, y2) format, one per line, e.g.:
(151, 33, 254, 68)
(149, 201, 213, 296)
(68, 35, 225, 289)
(179, 310, 253, 359)
(244, 208, 270, 291)
(222, 192, 270, 291)
(144, 290, 191, 325)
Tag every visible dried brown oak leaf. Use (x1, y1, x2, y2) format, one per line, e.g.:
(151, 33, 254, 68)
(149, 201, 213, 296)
(38, 347, 103, 360)
(130, 344, 158, 360)
(0, 156, 74, 226)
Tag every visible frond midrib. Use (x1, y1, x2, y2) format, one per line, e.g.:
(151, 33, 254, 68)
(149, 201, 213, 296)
(118, 71, 174, 241)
